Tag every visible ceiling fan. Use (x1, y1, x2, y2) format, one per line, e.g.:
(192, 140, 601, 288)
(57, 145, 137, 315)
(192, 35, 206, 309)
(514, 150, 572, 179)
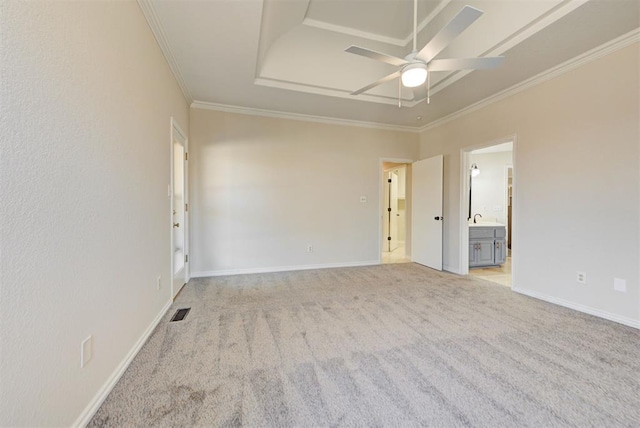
(345, 0, 504, 105)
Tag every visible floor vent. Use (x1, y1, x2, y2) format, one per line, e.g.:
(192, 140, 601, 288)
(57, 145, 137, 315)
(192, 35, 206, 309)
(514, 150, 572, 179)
(170, 308, 191, 322)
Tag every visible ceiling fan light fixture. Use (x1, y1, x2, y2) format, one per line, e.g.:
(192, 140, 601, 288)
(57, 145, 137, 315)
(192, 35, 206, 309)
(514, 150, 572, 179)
(401, 63, 427, 88)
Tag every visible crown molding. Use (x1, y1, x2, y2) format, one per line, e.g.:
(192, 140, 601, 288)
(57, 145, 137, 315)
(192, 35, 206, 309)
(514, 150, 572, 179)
(302, 18, 407, 47)
(419, 27, 640, 133)
(191, 101, 420, 133)
(137, 0, 193, 104)
(254, 77, 418, 107)
(302, 0, 451, 48)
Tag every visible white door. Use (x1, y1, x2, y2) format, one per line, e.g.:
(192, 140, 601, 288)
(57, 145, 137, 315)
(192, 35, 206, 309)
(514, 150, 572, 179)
(412, 155, 443, 270)
(382, 172, 390, 252)
(389, 171, 399, 251)
(171, 122, 187, 298)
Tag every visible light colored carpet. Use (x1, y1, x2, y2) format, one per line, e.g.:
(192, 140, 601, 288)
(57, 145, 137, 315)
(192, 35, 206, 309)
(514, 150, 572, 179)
(90, 263, 640, 427)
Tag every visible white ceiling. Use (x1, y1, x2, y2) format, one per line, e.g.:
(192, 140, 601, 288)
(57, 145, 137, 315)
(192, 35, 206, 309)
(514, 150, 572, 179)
(142, 0, 639, 129)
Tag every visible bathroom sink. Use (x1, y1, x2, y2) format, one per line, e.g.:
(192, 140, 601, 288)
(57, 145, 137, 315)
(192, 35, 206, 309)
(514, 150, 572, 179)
(469, 222, 504, 227)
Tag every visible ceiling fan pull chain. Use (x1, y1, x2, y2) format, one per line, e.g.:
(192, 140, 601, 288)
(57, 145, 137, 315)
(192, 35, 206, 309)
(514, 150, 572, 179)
(398, 77, 402, 108)
(427, 71, 431, 104)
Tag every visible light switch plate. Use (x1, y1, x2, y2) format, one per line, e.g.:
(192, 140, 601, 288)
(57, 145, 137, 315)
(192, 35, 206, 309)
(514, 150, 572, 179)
(614, 278, 626, 292)
(81, 335, 93, 368)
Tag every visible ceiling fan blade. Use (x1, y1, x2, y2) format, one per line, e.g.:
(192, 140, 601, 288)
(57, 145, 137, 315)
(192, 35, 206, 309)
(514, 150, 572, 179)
(427, 56, 505, 71)
(416, 6, 483, 63)
(345, 45, 408, 67)
(351, 70, 402, 96)
(412, 85, 427, 102)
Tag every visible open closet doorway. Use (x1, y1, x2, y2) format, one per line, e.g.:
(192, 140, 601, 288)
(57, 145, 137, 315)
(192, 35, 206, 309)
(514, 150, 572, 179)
(381, 162, 410, 264)
(171, 118, 189, 299)
(462, 140, 514, 287)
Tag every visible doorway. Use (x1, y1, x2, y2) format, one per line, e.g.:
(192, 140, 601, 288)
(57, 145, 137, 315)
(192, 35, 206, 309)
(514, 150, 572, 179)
(506, 165, 513, 251)
(381, 162, 410, 264)
(171, 118, 188, 298)
(461, 139, 515, 287)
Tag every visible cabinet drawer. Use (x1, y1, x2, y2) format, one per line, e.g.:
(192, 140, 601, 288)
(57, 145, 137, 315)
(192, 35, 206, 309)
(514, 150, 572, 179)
(469, 228, 494, 239)
(494, 228, 506, 238)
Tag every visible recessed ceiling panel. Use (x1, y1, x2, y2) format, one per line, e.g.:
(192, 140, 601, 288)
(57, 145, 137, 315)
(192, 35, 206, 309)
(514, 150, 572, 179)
(305, 0, 442, 42)
(256, 0, 575, 104)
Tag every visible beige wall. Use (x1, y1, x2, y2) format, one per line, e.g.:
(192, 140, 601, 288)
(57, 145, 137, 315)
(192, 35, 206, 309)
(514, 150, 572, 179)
(189, 109, 419, 275)
(0, 2, 189, 425)
(420, 43, 639, 324)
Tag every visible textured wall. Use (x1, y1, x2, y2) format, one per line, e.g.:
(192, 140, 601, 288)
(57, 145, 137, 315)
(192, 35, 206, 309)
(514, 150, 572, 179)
(0, 1, 188, 425)
(189, 108, 419, 275)
(420, 43, 639, 324)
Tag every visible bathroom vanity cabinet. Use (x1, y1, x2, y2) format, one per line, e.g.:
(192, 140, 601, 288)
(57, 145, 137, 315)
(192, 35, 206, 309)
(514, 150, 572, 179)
(469, 224, 506, 268)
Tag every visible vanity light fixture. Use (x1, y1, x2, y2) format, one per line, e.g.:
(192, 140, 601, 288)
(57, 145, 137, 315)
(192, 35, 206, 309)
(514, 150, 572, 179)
(470, 163, 480, 177)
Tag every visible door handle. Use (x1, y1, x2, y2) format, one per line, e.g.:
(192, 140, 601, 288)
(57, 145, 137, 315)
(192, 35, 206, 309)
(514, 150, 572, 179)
(173, 223, 180, 228)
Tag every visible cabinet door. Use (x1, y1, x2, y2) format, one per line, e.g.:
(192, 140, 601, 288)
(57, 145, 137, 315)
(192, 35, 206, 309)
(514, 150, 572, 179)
(469, 242, 479, 266)
(494, 239, 506, 265)
(477, 241, 495, 265)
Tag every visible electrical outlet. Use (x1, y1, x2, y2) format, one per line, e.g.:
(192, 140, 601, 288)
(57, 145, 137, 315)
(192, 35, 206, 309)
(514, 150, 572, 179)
(576, 271, 587, 284)
(157, 275, 161, 290)
(360, 196, 367, 203)
(614, 278, 627, 292)
(307, 245, 313, 253)
(81, 335, 93, 368)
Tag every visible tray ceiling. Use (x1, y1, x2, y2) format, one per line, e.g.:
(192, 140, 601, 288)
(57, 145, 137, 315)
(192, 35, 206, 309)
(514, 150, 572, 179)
(142, 0, 639, 129)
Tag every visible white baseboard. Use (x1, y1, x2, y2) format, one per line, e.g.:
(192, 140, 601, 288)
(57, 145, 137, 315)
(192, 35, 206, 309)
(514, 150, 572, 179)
(72, 299, 172, 427)
(191, 260, 380, 277)
(512, 287, 639, 329)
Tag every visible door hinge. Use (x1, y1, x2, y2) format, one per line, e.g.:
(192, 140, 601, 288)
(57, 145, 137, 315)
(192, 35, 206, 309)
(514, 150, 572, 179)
(185, 254, 188, 263)
(185, 203, 188, 212)
(388, 178, 392, 183)
(387, 236, 391, 241)
(185, 152, 188, 161)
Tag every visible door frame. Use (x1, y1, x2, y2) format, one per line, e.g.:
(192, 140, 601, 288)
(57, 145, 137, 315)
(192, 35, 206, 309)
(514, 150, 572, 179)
(459, 135, 517, 287)
(378, 157, 414, 264)
(382, 165, 404, 253)
(504, 164, 513, 248)
(170, 117, 189, 298)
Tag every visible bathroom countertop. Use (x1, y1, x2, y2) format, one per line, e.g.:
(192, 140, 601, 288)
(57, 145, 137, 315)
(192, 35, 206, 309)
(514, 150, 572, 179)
(469, 222, 505, 227)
